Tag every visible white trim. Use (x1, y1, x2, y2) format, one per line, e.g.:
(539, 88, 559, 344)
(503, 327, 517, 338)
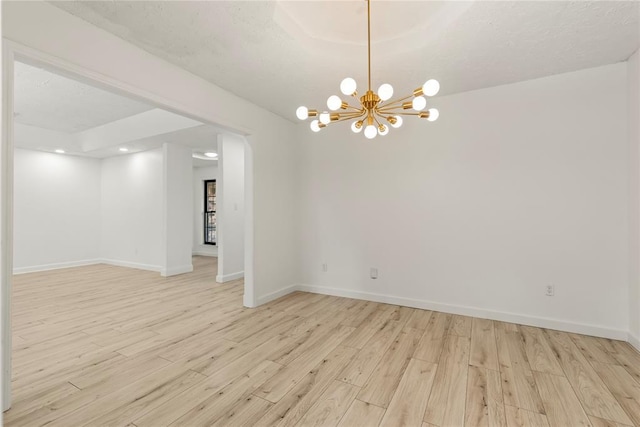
(216, 271, 244, 283)
(12, 258, 196, 276)
(192, 251, 217, 257)
(161, 264, 194, 277)
(1, 36, 14, 413)
(13, 259, 102, 275)
(256, 284, 299, 306)
(629, 332, 640, 352)
(100, 259, 161, 273)
(243, 140, 255, 307)
(298, 284, 629, 341)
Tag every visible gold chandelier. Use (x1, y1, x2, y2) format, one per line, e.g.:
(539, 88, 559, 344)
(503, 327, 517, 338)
(296, 0, 440, 139)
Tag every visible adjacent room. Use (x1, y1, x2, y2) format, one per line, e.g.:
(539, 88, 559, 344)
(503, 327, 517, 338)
(1, 1, 639, 426)
(8, 61, 251, 424)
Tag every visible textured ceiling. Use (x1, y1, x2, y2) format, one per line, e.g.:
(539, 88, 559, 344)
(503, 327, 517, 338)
(14, 61, 154, 133)
(51, 1, 640, 121)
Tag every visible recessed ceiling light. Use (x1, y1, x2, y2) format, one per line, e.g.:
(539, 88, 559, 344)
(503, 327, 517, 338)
(204, 152, 218, 158)
(55, 149, 65, 154)
(119, 147, 129, 152)
(192, 153, 218, 161)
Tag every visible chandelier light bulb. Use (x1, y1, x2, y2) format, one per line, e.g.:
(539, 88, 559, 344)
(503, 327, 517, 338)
(378, 124, 389, 136)
(390, 116, 403, 128)
(327, 95, 342, 111)
(422, 79, 440, 97)
(296, 106, 309, 120)
(427, 108, 439, 121)
(378, 83, 394, 101)
(319, 112, 331, 125)
(412, 96, 427, 111)
(340, 77, 357, 96)
(351, 120, 363, 133)
(310, 120, 321, 132)
(364, 125, 377, 139)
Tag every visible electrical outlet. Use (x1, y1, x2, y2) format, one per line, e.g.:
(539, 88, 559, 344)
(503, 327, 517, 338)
(370, 268, 378, 279)
(322, 263, 328, 272)
(546, 285, 555, 296)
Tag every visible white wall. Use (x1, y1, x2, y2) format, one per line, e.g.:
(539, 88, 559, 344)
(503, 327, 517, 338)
(100, 148, 163, 271)
(297, 63, 630, 339)
(162, 143, 193, 276)
(14, 145, 196, 276)
(193, 165, 218, 256)
(1, 2, 6, 414)
(13, 148, 101, 273)
(629, 49, 640, 350)
(217, 133, 245, 282)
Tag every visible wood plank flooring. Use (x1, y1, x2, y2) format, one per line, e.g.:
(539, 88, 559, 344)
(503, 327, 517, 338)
(6, 256, 640, 426)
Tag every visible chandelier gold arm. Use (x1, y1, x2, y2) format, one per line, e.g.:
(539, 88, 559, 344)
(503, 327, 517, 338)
(316, 110, 366, 126)
(304, 107, 363, 120)
(376, 104, 415, 114)
(342, 104, 365, 112)
(374, 111, 431, 118)
(337, 109, 367, 116)
(331, 114, 367, 124)
(367, 115, 375, 126)
(333, 111, 366, 121)
(376, 95, 415, 111)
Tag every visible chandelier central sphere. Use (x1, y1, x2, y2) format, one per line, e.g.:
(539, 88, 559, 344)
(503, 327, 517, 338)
(296, 0, 440, 139)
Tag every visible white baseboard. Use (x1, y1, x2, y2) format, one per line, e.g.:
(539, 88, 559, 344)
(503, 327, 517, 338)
(297, 284, 629, 341)
(13, 259, 102, 274)
(257, 284, 299, 306)
(13, 259, 195, 276)
(629, 332, 640, 352)
(192, 251, 218, 257)
(161, 264, 194, 277)
(216, 271, 244, 283)
(100, 259, 161, 273)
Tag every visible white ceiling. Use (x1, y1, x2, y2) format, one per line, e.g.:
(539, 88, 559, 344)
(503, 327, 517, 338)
(51, 1, 639, 121)
(14, 61, 220, 164)
(85, 124, 220, 167)
(14, 61, 153, 133)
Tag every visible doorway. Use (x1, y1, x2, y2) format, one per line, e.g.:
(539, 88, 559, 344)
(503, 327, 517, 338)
(1, 45, 256, 411)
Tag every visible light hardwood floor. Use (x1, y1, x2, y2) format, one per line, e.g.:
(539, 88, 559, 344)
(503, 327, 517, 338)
(6, 256, 640, 426)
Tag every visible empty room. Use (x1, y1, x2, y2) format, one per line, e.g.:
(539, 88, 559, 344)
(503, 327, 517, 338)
(1, 1, 639, 426)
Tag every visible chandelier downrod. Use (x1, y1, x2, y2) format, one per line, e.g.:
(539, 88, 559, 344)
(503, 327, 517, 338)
(295, 0, 441, 139)
(367, 0, 371, 92)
